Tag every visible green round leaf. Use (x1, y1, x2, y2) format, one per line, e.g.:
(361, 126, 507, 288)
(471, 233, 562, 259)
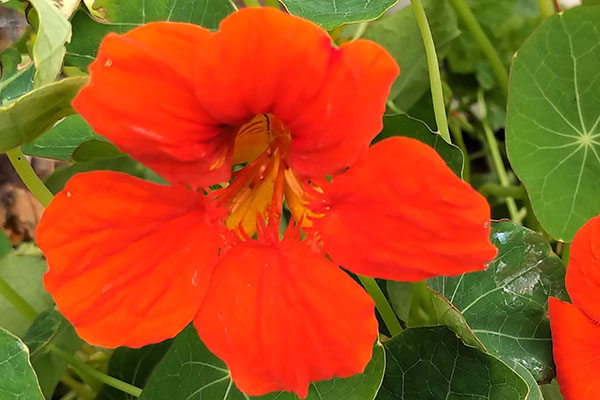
(428, 221, 568, 382)
(377, 326, 528, 400)
(140, 326, 385, 400)
(0, 328, 44, 400)
(506, 6, 600, 241)
(279, 0, 397, 30)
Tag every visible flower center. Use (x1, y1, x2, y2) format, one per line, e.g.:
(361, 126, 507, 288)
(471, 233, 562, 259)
(212, 114, 322, 237)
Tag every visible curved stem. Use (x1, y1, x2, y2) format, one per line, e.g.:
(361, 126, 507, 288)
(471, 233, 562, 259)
(358, 276, 403, 337)
(449, 0, 509, 99)
(537, 0, 555, 20)
(6, 147, 53, 207)
(0, 276, 38, 320)
(242, 0, 261, 6)
(410, 0, 451, 143)
(477, 91, 520, 222)
(49, 345, 142, 398)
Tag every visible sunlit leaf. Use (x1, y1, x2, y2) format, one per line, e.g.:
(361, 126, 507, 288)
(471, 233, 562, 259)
(279, 0, 397, 30)
(0, 328, 44, 400)
(429, 221, 568, 382)
(140, 325, 385, 400)
(28, 0, 71, 87)
(506, 7, 600, 241)
(66, 0, 236, 71)
(0, 76, 87, 152)
(377, 326, 528, 400)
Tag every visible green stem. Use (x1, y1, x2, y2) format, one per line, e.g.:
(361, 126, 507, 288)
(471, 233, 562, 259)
(242, 0, 261, 6)
(478, 183, 526, 199)
(6, 148, 53, 207)
(537, 0, 555, 20)
(264, 0, 280, 8)
(410, 0, 451, 143)
(477, 91, 520, 222)
(60, 374, 95, 400)
(48, 345, 142, 398)
(449, 0, 509, 99)
(358, 276, 403, 337)
(0, 276, 38, 320)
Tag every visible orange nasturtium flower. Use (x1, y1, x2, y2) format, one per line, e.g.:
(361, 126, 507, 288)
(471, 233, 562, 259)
(37, 8, 497, 397)
(549, 213, 600, 399)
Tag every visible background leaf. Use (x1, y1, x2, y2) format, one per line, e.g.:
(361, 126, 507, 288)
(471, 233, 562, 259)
(428, 221, 568, 382)
(506, 6, 600, 241)
(0, 327, 44, 400)
(22, 309, 83, 398)
(0, 254, 53, 337)
(375, 114, 464, 176)
(66, 0, 236, 71)
(376, 326, 528, 400)
(278, 0, 397, 30)
(363, 0, 459, 111)
(0, 76, 87, 152)
(0, 47, 35, 105)
(140, 325, 385, 400)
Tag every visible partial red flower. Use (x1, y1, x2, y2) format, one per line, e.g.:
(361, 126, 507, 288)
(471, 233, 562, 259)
(36, 7, 497, 398)
(549, 213, 600, 399)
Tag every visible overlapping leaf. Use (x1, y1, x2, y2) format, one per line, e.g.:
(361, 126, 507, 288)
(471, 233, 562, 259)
(0, 328, 44, 400)
(140, 326, 385, 400)
(429, 221, 568, 382)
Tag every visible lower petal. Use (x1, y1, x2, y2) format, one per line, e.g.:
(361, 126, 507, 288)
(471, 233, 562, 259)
(314, 137, 497, 281)
(37, 171, 222, 348)
(565, 213, 600, 322)
(194, 239, 377, 397)
(549, 298, 600, 399)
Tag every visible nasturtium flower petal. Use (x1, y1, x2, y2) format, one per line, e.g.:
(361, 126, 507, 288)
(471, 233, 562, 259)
(565, 213, 600, 322)
(73, 23, 234, 189)
(549, 297, 600, 400)
(37, 171, 221, 348)
(194, 239, 377, 398)
(313, 137, 497, 281)
(193, 7, 399, 179)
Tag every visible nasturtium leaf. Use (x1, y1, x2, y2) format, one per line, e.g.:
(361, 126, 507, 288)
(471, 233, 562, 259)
(428, 221, 568, 382)
(0, 254, 53, 337)
(96, 340, 173, 400)
(278, 0, 397, 30)
(23, 309, 83, 398)
(506, 7, 600, 242)
(377, 326, 528, 400)
(0, 76, 87, 152)
(375, 114, 464, 176)
(363, 0, 459, 111)
(582, 0, 600, 5)
(140, 325, 385, 400)
(66, 0, 236, 71)
(71, 139, 123, 161)
(0, 328, 44, 400)
(0, 48, 35, 106)
(28, 0, 71, 87)
(23, 114, 102, 161)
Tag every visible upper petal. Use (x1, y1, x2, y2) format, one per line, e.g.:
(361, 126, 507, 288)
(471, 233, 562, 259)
(313, 137, 497, 281)
(549, 297, 600, 400)
(194, 238, 377, 398)
(565, 213, 600, 322)
(194, 8, 399, 176)
(73, 22, 234, 189)
(37, 171, 222, 348)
